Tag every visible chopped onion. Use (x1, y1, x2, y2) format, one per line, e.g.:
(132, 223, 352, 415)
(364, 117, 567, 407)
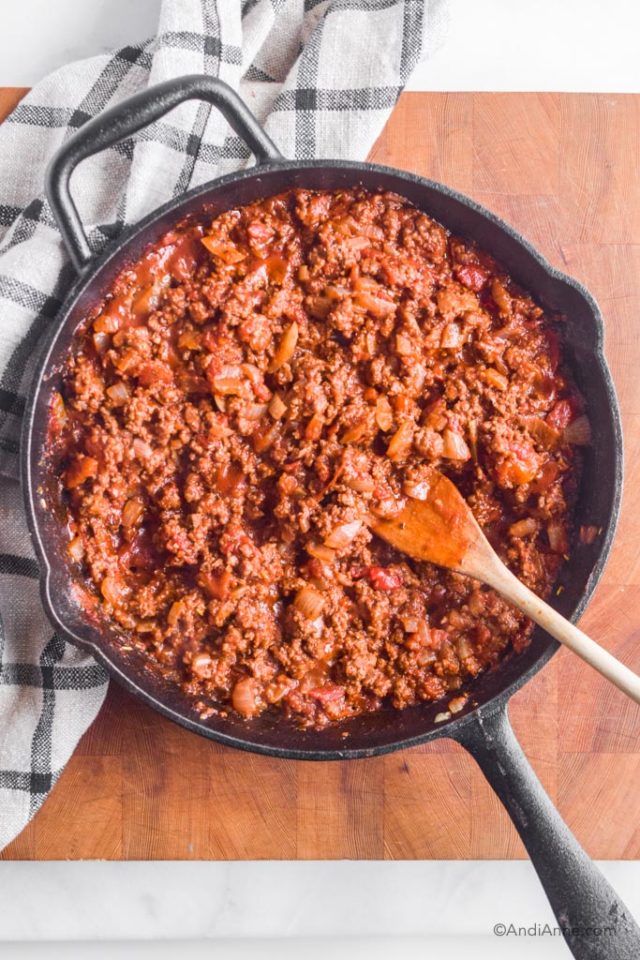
(252, 423, 278, 453)
(508, 517, 538, 538)
(403, 479, 430, 501)
(294, 584, 325, 619)
(395, 333, 413, 356)
(93, 311, 120, 334)
(201, 236, 246, 263)
(305, 414, 325, 441)
(324, 519, 362, 549)
(241, 363, 271, 402)
(132, 438, 153, 461)
(210, 373, 246, 396)
(268, 321, 299, 372)
(93, 332, 111, 355)
(231, 677, 259, 718)
(343, 236, 370, 252)
(563, 414, 591, 445)
(101, 575, 125, 605)
(375, 396, 394, 432)
(106, 381, 130, 406)
(122, 497, 144, 528)
(167, 600, 184, 627)
(269, 393, 287, 419)
(178, 329, 200, 350)
(50, 391, 67, 429)
(523, 416, 559, 449)
(345, 474, 375, 494)
(440, 322, 462, 349)
(456, 636, 474, 660)
(340, 420, 368, 444)
(467, 419, 478, 461)
(579, 525, 599, 545)
(67, 536, 84, 562)
(306, 542, 337, 562)
(133, 283, 162, 317)
(547, 521, 569, 554)
(386, 421, 414, 461)
(491, 278, 511, 313)
(243, 402, 268, 420)
(482, 367, 509, 391)
(354, 290, 396, 318)
(191, 653, 214, 679)
(448, 695, 468, 715)
(442, 428, 471, 461)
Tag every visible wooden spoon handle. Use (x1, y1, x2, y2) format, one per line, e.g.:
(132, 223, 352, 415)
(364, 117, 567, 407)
(486, 563, 640, 705)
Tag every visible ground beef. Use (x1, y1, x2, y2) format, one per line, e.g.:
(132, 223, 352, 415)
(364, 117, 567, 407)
(47, 188, 587, 729)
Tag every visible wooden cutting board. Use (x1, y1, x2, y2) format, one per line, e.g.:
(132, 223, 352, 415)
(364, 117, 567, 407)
(2, 90, 639, 861)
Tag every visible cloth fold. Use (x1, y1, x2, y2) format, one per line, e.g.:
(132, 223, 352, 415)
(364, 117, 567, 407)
(0, 0, 447, 850)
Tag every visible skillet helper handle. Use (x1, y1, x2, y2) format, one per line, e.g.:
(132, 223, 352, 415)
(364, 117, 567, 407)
(45, 74, 283, 273)
(457, 703, 640, 959)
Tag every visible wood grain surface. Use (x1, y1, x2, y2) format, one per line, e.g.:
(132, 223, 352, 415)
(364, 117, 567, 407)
(1, 89, 639, 861)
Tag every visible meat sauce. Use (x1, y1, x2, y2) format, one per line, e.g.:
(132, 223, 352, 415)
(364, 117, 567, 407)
(47, 188, 588, 728)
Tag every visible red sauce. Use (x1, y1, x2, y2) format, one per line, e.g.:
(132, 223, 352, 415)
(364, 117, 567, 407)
(48, 188, 584, 728)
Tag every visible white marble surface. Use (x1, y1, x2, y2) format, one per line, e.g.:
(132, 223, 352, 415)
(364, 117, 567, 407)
(1, 859, 639, 957)
(2, 0, 639, 92)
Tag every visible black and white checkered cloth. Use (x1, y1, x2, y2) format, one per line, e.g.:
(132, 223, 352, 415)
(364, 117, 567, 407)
(0, 0, 447, 849)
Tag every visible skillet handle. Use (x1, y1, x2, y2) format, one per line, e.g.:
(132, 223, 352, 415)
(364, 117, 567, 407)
(45, 74, 283, 273)
(457, 702, 640, 959)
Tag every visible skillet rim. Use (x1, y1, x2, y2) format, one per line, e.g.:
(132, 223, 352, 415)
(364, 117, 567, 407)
(20, 158, 624, 760)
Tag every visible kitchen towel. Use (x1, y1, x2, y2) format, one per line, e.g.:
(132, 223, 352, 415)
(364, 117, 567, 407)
(0, 0, 448, 849)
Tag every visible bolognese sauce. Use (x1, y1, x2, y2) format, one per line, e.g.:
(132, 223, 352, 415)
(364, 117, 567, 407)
(47, 188, 588, 728)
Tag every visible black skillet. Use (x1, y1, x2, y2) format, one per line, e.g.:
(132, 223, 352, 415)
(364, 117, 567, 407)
(21, 76, 637, 958)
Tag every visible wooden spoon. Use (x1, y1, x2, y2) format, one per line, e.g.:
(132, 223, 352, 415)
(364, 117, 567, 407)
(370, 469, 640, 705)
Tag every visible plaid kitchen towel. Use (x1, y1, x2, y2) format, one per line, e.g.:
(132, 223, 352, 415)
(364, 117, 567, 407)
(0, 0, 448, 849)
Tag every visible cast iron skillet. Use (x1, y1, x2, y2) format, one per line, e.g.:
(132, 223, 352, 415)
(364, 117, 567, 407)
(22, 76, 636, 958)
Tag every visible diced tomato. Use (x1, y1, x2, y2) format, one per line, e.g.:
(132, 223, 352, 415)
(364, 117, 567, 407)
(247, 220, 275, 250)
(118, 530, 156, 572)
(308, 683, 344, 703)
(219, 525, 255, 558)
(530, 460, 561, 493)
(366, 566, 403, 591)
(546, 398, 577, 431)
(65, 455, 98, 490)
(214, 463, 245, 495)
(135, 361, 173, 386)
(430, 628, 448, 649)
(495, 442, 540, 487)
(166, 233, 202, 282)
(177, 373, 210, 396)
(455, 263, 488, 291)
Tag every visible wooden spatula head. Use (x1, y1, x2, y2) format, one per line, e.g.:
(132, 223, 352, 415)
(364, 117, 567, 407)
(370, 469, 489, 575)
